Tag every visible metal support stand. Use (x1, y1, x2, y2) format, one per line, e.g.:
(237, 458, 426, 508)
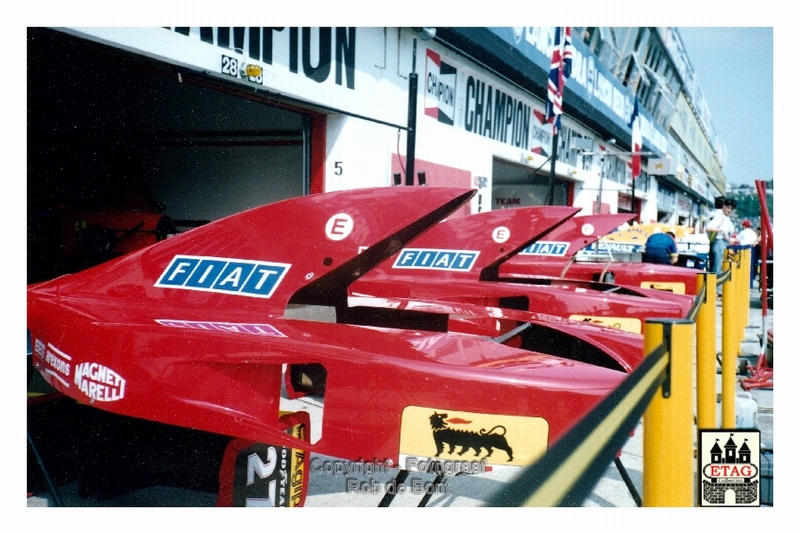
(28, 429, 64, 506)
(377, 468, 448, 507)
(613, 457, 642, 507)
(377, 469, 409, 507)
(742, 352, 773, 390)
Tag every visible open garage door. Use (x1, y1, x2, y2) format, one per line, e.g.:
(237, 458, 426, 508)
(28, 28, 321, 282)
(491, 158, 570, 209)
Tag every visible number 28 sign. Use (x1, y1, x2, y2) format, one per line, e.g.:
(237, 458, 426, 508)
(221, 54, 263, 84)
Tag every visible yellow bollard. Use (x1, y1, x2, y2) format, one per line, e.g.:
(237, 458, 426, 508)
(739, 247, 751, 340)
(643, 319, 695, 506)
(721, 253, 737, 428)
(696, 273, 717, 429)
(733, 248, 745, 348)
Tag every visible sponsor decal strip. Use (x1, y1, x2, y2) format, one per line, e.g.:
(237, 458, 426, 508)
(155, 255, 290, 299)
(46, 343, 72, 361)
(73, 362, 126, 403)
(392, 249, 479, 271)
(34, 338, 46, 359)
(568, 315, 642, 334)
(156, 319, 287, 338)
(519, 242, 570, 256)
(44, 369, 70, 388)
(41, 342, 72, 386)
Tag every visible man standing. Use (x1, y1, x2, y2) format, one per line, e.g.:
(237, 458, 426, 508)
(643, 230, 678, 265)
(737, 220, 759, 287)
(706, 198, 736, 283)
(706, 196, 725, 273)
(737, 220, 758, 246)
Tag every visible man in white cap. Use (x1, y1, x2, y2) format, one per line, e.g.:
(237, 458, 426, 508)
(737, 220, 760, 288)
(738, 220, 758, 246)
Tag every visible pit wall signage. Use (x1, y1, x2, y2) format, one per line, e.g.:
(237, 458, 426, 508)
(424, 49, 456, 125)
(486, 27, 669, 154)
(420, 46, 540, 152)
(64, 27, 408, 128)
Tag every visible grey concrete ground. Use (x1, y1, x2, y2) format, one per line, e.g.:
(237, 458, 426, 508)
(28, 289, 773, 508)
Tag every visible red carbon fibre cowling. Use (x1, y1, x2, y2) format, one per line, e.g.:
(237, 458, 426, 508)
(28, 187, 633, 467)
(500, 213, 703, 295)
(352, 207, 694, 332)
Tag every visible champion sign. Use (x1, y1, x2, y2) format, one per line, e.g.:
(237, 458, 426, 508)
(155, 255, 290, 299)
(393, 249, 479, 271)
(424, 49, 456, 125)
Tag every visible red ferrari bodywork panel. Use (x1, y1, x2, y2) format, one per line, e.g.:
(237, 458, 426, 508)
(28, 188, 632, 470)
(59, 210, 169, 256)
(352, 208, 693, 333)
(501, 214, 703, 295)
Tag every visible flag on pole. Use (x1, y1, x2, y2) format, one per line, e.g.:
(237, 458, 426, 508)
(544, 27, 573, 135)
(628, 97, 641, 181)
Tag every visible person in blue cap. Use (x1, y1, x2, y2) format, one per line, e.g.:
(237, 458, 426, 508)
(642, 230, 678, 265)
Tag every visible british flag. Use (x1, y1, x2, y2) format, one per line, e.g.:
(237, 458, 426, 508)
(544, 27, 573, 135)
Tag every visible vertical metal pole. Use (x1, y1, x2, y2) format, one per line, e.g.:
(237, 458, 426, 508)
(28, 430, 64, 507)
(739, 248, 751, 342)
(721, 252, 737, 428)
(643, 320, 695, 506)
(547, 130, 558, 205)
(696, 272, 717, 429)
(405, 38, 418, 186)
(595, 155, 604, 214)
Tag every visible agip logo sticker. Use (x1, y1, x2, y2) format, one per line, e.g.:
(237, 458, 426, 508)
(640, 281, 686, 295)
(569, 315, 642, 334)
(399, 406, 548, 470)
(155, 255, 290, 299)
(699, 430, 760, 506)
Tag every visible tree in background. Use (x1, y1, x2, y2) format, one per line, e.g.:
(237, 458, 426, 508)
(728, 180, 772, 225)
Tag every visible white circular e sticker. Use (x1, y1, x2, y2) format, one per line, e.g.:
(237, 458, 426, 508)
(581, 223, 595, 236)
(325, 213, 354, 241)
(492, 226, 511, 243)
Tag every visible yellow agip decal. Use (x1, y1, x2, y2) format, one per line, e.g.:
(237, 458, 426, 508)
(399, 406, 548, 469)
(640, 281, 686, 295)
(569, 315, 642, 334)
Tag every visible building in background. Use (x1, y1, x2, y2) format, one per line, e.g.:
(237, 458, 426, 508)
(28, 27, 727, 247)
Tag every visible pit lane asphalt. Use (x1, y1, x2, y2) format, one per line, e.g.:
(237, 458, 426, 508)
(27, 288, 773, 507)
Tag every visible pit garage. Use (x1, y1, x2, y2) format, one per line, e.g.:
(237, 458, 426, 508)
(27, 28, 321, 283)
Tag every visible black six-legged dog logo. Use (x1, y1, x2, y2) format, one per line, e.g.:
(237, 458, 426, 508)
(429, 412, 513, 462)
